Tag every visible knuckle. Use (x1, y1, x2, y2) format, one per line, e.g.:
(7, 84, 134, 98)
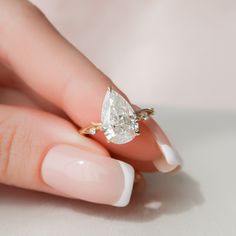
(0, 111, 32, 183)
(0, 116, 17, 180)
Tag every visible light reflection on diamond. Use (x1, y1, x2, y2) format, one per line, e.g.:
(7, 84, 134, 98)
(101, 88, 139, 144)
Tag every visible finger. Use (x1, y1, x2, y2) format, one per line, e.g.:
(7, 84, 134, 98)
(0, 63, 66, 115)
(0, 0, 181, 171)
(0, 88, 172, 173)
(131, 105, 182, 172)
(0, 105, 134, 207)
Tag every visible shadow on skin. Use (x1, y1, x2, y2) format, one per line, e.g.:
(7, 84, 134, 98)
(0, 171, 204, 222)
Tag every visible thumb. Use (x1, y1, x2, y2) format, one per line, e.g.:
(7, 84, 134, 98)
(0, 105, 134, 207)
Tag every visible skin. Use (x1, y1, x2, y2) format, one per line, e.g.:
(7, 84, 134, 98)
(0, 0, 162, 200)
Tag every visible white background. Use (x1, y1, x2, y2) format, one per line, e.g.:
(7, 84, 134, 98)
(0, 1, 235, 235)
(32, 0, 236, 111)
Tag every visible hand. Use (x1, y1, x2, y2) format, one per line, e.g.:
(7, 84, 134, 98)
(0, 0, 181, 207)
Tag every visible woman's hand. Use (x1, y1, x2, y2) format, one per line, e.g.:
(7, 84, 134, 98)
(0, 0, 181, 207)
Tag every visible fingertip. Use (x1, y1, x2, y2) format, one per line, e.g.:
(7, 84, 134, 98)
(113, 160, 135, 207)
(42, 144, 135, 207)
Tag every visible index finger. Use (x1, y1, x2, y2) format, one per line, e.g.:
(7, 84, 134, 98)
(0, 0, 181, 172)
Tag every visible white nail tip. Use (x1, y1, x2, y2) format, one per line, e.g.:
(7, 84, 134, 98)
(160, 144, 182, 166)
(113, 161, 135, 207)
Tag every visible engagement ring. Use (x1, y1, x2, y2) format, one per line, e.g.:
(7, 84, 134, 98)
(79, 87, 154, 144)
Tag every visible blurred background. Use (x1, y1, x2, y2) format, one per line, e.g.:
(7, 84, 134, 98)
(32, 0, 236, 111)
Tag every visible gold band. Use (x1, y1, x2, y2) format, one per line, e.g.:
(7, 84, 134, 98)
(79, 108, 154, 135)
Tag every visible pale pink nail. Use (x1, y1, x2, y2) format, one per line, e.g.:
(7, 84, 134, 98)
(41, 145, 134, 207)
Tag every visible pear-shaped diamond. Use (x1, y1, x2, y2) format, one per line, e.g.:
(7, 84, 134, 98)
(101, 87, 139, 144)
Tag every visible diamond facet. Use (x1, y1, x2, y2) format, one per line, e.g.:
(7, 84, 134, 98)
(101, 87, 139, 144)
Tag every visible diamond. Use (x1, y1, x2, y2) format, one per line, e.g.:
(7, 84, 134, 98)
(88, 127, 97, 135)
(101, 87, 139, 144)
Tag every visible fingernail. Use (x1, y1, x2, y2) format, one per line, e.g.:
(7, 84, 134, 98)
(145, 117, 182, 173)
(133, 104, 182, 172)
(153, 144, 182, 173)
(132, 104, 182, 172)
(159, 144, 182, 165)
(41, 145, 134, 207)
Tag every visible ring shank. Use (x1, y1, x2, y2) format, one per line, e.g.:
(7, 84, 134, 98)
(79, 108, 154, 135)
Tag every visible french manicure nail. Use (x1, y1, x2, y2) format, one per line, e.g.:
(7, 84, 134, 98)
(159, 144, 182, 166)
(145, 117, 182, 172)
(41, 145, 134, 207)
(153, 144, 182, 173)
(132, 104, 182, 172)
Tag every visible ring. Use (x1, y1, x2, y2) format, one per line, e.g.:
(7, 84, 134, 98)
(79, 87, 154, 144)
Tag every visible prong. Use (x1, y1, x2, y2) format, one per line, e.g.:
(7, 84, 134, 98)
(135, 108, 155, 121)
(107, 86, 112, 92)
(150, 107, 155, 115)
(91, 122, 102, 129)
(135, 130, 141, 136)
